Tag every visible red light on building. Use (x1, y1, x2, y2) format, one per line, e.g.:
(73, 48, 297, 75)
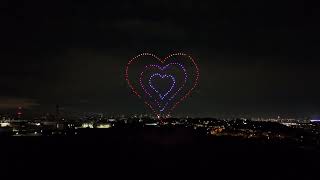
(16, 107, 23, 119)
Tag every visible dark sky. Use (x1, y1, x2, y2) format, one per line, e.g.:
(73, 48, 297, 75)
(0, 0, 318, 117)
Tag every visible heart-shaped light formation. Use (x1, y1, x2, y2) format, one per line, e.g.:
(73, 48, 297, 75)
(149, 73, 176, 100)
(139, 63, 188, 113)
(125, 53, 200, 118)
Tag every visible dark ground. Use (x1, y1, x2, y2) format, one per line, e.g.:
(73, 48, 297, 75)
(1, 127, 319, 179)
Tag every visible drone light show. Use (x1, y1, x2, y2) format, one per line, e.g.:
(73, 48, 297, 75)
(125, 53, 200, 118)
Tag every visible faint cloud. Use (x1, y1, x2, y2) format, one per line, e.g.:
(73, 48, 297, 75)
(0, 97, 39, 109)
(114, 19, 187, 39)
(79, 99, 89, 104)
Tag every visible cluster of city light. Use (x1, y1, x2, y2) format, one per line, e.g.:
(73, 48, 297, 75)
(0, 122, 10, 127)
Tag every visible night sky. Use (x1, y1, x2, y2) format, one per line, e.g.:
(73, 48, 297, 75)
(0, 0, 318, 117)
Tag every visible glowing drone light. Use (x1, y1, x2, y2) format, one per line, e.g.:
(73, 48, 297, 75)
(140, 63, 188, 98)
(148, 73, 176, 100)
(139, 63, 188, 113)
(125, 53, 200, 118)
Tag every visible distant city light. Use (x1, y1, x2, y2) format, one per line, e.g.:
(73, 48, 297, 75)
(145, 122, 158, 126)
(81, 123, 94, 128)
(0, 122, 11, 127)
(310, 120, 320, 122)
(96, 124, 111, 129)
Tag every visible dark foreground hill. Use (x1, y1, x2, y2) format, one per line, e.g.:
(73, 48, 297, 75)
(1, 127, 319, 179)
